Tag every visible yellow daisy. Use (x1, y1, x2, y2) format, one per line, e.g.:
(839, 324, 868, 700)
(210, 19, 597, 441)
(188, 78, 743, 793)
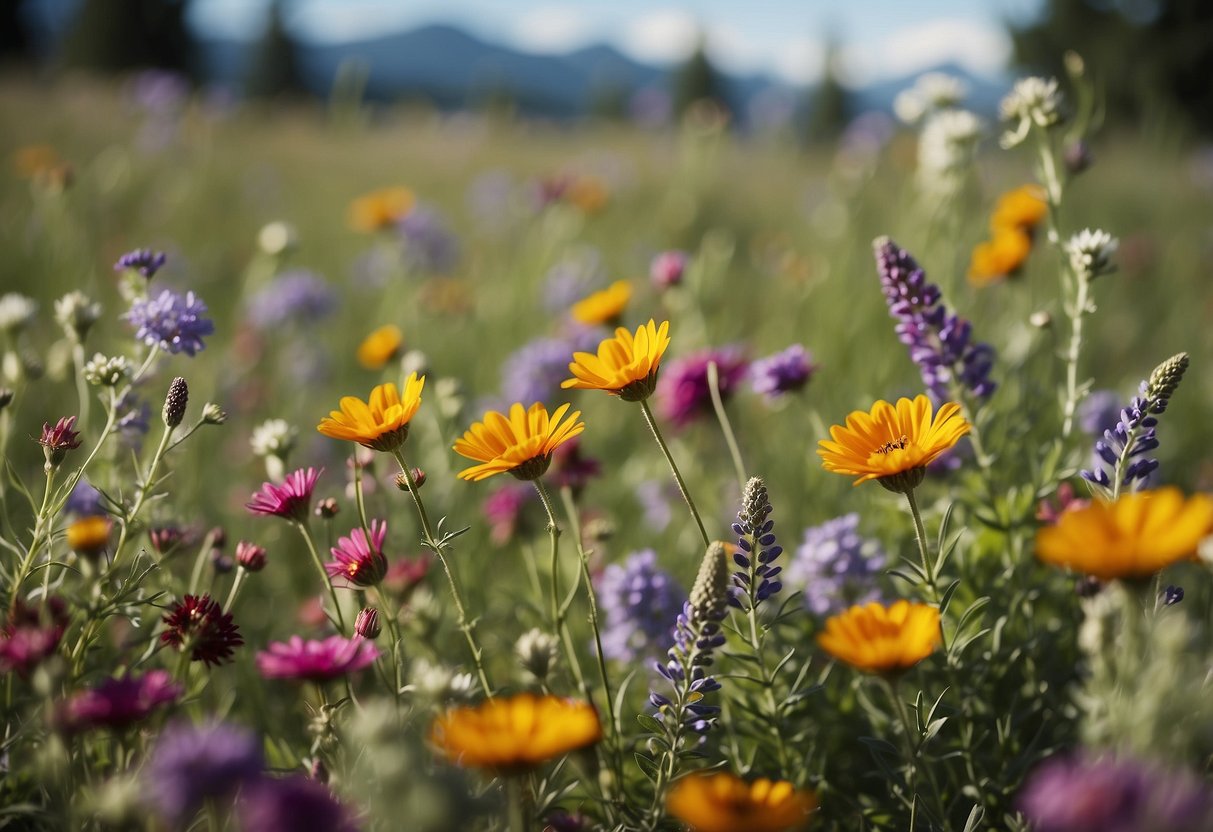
(66, 515, 111, 557)
(317, 375, 425, 452)
(817, 600, 940, 674)
(990, 184, 1048, 233)
(967, 227, 1032, 286)
(571, 280, 632, 326)
(817, 395, 970, 492)
(347, 186, 414, 233)
(357, 325, 403, 370)
(666, 772, 817, 832)
(430, 692, 601, 770)
(453, 402, 584, 482)
(1036, 488, 1213, 580)
(562, 319, 671, 402)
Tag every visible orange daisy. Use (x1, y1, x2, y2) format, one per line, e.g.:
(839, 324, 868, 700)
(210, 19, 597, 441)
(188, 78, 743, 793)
(667, 771, 817, 832)
(571, 280, 631, 326)
(430, 692, 601, 770)
(317, 375, 425, 452)
(357, 325, 403, 370)
(817, 600, 940, 674)
(347, 187, 414, 233)
(453, 402, 585, 481)
(562, 319, 670, 402)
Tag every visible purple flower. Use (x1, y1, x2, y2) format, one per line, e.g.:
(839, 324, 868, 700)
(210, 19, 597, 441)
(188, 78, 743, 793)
(247, 467, 323, 521)
(114, 248, 168, 279)
(246, 270, 338, 329)
(256, 635, 379, 683)
(787, 514, 886, 616)
(548, 437, 601, 493)
(325, 520, 389, 588)
(750, 344, 815, 400)
(239, 776, 359, 832)
(60, 670, 181, 733)
(544, 247, 606, 311)
(656, 346, 749, 428)
(1078, 389, 1123, 437)
(729, 477, 783, 611)
(1019, 754, 1213, 832)
(874, 237, 996, 400)
(125, 289, 214, 356)
(598, 550, 686, 662)
(650, 250, 688, 290)
(115, 390, 151, 449)
(146, 721, 264, 826)
(129, 70, 190, 115)
(398, 203, 459, 274)
(466, 169, 516, 234)
(637, 480, 675, 531)
(500, 328, 602, 405)
(65, 479, 104, 516)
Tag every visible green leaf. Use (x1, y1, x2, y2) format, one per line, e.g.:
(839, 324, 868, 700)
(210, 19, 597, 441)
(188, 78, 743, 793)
(634, 752, 660, 782)
(636, 714, 664, 736)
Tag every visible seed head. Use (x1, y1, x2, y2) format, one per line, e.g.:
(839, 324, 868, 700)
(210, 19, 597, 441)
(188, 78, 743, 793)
(690, 541, 730, 622)
(162, 377, 189, 428)
(1143, 353, 1189, 414)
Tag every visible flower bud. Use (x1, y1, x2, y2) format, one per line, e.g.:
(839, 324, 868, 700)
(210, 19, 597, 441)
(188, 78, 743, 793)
(162, 377, 188, 428)
(235, 541, 267, 572)
(395, 468, 426, 491)
(53, 291, 101, 343)
(354, 607, 382, 639)
(83, 354, 130, 387)
(515, 628, 559, 683)
(314, 498, 339, 519)
(211, 551, 233, 574)
(202, 402, 227, 425)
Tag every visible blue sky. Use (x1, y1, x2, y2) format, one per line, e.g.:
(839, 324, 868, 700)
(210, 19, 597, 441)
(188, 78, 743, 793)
(187, 0, 1044, 85)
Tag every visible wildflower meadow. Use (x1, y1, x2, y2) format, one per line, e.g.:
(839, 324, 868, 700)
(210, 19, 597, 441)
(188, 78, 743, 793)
(4, 50, 1213, 832)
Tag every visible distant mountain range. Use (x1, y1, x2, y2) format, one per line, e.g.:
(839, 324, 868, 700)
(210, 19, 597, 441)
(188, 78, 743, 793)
(200, 23, 1010, 122)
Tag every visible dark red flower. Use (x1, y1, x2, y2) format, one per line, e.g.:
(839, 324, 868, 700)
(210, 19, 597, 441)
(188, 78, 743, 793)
(161, 594, 243, 667)
(548, 437, 601, 494)
(38, 416, 82, 451)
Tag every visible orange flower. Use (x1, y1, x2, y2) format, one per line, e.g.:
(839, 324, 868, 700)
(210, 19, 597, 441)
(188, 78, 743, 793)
(990, 184, 1048, 233)
(567, 175, 609, 214)
(817, 600, 940, 674)
(430, 692, 601, 770)
(562, 319, 671, 402)
(571, 280, 631, 326)
(317, 375, 425, 452)
(453, 402, 584, 481)
(817, 395, 970, 492)
(357, 325, 403, 369)
(667, 771, 817, 832)
(1036, 488, 1213, 580)
(967, 228, 1032, 286)
(348, 187, 414, 233)
(67, 516, 111, 556)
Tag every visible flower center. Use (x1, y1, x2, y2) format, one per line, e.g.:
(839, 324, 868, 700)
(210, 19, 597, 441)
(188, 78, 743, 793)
(876, 435, 909, 455)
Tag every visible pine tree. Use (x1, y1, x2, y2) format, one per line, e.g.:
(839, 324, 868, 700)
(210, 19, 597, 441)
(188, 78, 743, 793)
(58, 0, 195, 77)
(803, 42, 850, 145)
(672, 38, 728, 118)
(245, 0, 307, 99)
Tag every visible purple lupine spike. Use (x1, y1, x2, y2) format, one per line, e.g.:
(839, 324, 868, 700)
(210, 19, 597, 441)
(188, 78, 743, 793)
(874, 237, 997, 400)
(729, 477, 784, 611)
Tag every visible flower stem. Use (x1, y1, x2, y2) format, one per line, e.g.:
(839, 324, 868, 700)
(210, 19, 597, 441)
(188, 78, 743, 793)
(638, 399, 710, 546)
(707, 361, 746, 491)
(110, 420, 175, 572)
(8, 466, 55, 614)
(292, 519, 347, 634)
(391, 450, 493, 697)
(904, 488, 938, 602)
(222, 567, 246, 615)
(1061, 273, 1091, 439)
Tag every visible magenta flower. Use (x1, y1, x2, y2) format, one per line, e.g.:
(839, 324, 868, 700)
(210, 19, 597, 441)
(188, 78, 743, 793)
(39, 416, 82, 451)
(656, 346, 749, 428)
(60, 670, 181, 733)
(0, 598, 68, 678)
(246, 467, 323, 522)
(650, 250, 688, 290)
(256, 635, 379, 683)
(239, 776, 359, 832)
(382, 554, 430, 597)
(325, 520, 389, 588)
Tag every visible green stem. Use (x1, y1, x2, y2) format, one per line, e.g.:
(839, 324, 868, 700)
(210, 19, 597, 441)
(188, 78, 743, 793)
(506, 777, 528, 832)
(904, 488, 939, 602)
(1061, 274, 1091, 439)
(706, 362, 746, 491)
(292, 519, 347, 633)
(882, 677, 947, 827)
(223, 567, 246, 614)
(110, 420, 175, 571)
(71, 343, 90, 429)
(9, 466, 55, 613)
(638, 399, 710, 546)
(534, 480, 562, 635)
(391, 449, 493, 697)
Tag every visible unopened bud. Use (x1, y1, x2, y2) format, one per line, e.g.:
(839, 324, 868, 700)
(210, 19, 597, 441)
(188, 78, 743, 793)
(314, 498, 339, 519)
(202, 402, 227, 425)
(354, 607, 382, 639)
(515, 628, 559, 683)
(235, 541, 267, 572)
(162, 377, 188, 428)
(395, 468, 426, 491)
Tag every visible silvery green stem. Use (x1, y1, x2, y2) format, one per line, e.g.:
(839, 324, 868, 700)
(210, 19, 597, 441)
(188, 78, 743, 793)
(638, 399, 710, 546)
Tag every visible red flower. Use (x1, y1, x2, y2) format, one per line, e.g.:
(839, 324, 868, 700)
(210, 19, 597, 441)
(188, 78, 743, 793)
(38, 416, 82, 452)
(246, 467, 323, 522)
(161, 594, 243, 667)
(256, 635, 378, 683)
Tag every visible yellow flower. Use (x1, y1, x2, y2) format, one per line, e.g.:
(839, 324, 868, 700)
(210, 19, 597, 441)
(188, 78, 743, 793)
(562, 319, 671, 402)
(990, 184, 1048, 233)
(317, 375, 425, 452)
(453, 402, 584, 481)
(967, 227, 1032, 286)
(817, 395, 970, 491)
(347, 187, 414, 232)
(357, 325, 403, 369)
(67, 515, 111, 556)
(666, 772, 817, 832)
(1035, 488, 1213, 580)
(430, 692, 601, 770)
(567, 175, 609, 215)
(817, 600, 941, 674)
(571, 280, 632, 326)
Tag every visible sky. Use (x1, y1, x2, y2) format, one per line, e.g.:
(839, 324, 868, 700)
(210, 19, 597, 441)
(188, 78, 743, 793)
(187, 0, 1046, 86)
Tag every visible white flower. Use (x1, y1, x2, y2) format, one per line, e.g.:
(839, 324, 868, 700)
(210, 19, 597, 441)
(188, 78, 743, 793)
(0, 294, 38, 333)
(918, 109, 985, 176)
(250, 418, 297, 458)
(893, 72, 968, 125)
(399, 349, 429, 379)
(999, 76, 1064, 148)
(515, 628, 559, 682)
(1065, 228, 1119, 279)
(54, 291, 101, 340)
(83, 353, 130, 386)
(257, 221, 298, 256)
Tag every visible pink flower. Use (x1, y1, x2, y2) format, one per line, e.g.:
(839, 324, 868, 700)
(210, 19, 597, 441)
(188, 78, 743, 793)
(38, 416, 82, 452)
(383, 554, 430, 597)
(0, 598, 68, 678)
(256, 635, 379, 683)
(246, 467, 323, 521)
(59, 670, 181, 733)
(325, 520, 388, 588)
(656, 346, 749, 428)
(650, 250, 688, 290)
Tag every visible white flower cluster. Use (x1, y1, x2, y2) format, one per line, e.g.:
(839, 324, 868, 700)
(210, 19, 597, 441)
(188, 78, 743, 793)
(0, 293, 38, 333)
(54, 291, 101, 340)
(893, 72, 968, 125)
(1000, 76, 1065, 148)
(1065, 228, 1119, 280)
(257, 221, 299, 256)
(250, 418, 297, 458)
(409, 658, 476, 701)
(917, 110, 985, 195)
(83, 353, 131, 387)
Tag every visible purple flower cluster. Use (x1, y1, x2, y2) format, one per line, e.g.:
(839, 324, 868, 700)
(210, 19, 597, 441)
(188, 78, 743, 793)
(750, 344, 815, 400)
(598, 550, 686, 662)
(65, 480, 104, 516)
(787, 514, 886, 616)
(114, 248, 168, 279)
(1019, 754, 1213, 832)
(399, 203, 459, 274)
(60, 670, 181, 733)
(874, 237, 996, 400)
(125, 289, 214, 356)
(146, 721, 265, 827)
(543, 247, 606, 311)
(729, 477, 784, 611)
(1078, 389, 1123, 437)
(246, 270, 338, 329)
(656, 345, 749, 428)
(500, 329, 601, 406)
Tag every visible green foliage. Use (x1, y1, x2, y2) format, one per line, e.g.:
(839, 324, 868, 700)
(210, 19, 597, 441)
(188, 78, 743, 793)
(57, 0, 195, 78)
(245, 0, 307, 100)
(672, 39, 727, 118)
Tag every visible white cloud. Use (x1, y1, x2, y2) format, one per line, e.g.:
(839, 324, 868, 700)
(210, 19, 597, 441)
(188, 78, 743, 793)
(772, 36, 826, 86)
(620, 8, 700, 65)
(513, 6, 595, 54)
(292, 0, 425, 44)
(839, 18, 1011, 86)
